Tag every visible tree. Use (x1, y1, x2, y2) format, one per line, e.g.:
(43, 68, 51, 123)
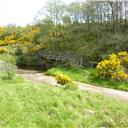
(39, 0, 66, 25)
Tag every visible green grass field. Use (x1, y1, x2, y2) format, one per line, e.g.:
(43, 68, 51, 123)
(0, 76, 128, 128)
(46, 66, 128, 91)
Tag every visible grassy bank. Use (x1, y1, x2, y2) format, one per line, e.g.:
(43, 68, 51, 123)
(0, 77, 128, 127)
(46, 66, 128, 91)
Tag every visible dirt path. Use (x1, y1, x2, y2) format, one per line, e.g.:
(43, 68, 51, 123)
(17, 69, 57, 85)
(17, 69, 128, 101)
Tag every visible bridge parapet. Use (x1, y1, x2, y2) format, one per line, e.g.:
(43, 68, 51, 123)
(38, 50, 83, 67)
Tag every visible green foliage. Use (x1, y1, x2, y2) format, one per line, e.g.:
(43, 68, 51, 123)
(64, 82, 78, 90)
(0, 62, 16, 80)
(0, 53, 16, 64)
(0, 21, 128, 67)
(0, 0, 128, 67)
(0, 79, 128, 127)
(0, 74, 24, 84)
(96, 52, 128, 82)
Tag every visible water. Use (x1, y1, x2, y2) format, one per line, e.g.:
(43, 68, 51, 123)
(18, 65, 48, 72)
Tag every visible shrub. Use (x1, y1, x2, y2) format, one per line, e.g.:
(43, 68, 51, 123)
(0, 47, 9, 54)
(117, 51, 128, 69)
(64, 82, 78, 90)
(96, 52, 128, 82)
(3, 63, 16, 79)
(0, 54, 16, 64)
(112, 70, 128, 81)
(55, 72, 73, 85)
(0, 60, 16, 80)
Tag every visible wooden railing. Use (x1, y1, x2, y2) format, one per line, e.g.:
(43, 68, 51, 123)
(38, 50, 83, 67)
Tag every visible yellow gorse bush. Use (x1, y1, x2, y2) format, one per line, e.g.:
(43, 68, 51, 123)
(96, 51, 128, 82)
(112, 70, 128, 81)
(117, 51, 128, 69)
(0, 47, 9, 54)
(55, 72, 73, 85)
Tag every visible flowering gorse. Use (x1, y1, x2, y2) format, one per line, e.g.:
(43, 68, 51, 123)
(96, 52, 128, 82)
(0, 47, 9, 54)
(55, 72, 73, 85)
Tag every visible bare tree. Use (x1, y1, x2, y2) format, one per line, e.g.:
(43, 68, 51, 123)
(39, 0, 66, 25)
